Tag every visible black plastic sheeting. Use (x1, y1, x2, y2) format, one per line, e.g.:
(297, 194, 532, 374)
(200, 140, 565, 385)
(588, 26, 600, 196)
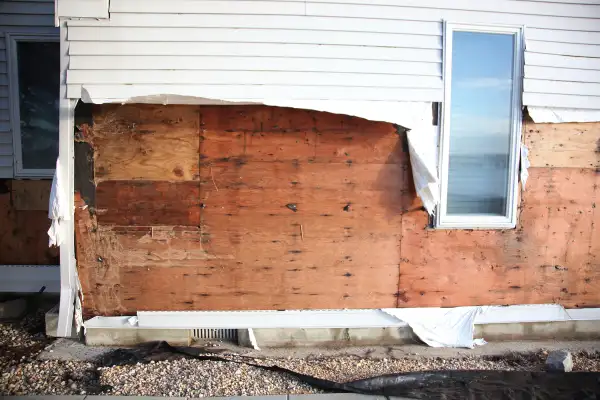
(98, 341, 600, 400)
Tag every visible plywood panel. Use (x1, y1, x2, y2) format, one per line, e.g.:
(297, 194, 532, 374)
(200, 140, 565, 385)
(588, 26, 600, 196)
(398, 168, 600, 308)
(96, 181, 201, 226)
(200, 188, 404, 220)
(524, 121, 600, 168)
(92, 104, 200, 181)
(314, 126, 406, 164)
(0, 181, 58, 265)
(76, 222, 399, 315)
(201, 213, 403, 240)
(201, 161, 406, 191)
(11, 179, 51, 211)
(519, 168, 600, 308)
(79, 104, 600, 316)
(115, 262, 398, 312)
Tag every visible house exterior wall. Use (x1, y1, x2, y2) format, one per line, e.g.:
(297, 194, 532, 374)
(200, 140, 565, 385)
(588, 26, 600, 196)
(63, 0, 600, 110)
(74, 104, 600, 317)
(0, 0, 57, 178)
(0, 179, 58, 265)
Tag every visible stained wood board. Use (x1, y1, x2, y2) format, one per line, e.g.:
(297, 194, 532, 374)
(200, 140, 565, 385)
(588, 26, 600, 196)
(0, 184, 58, 265)
(96, 181, 201, 226)
(10, 179, 51, 211)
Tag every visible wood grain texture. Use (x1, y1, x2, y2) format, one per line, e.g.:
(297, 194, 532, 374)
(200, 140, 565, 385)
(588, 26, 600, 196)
(11, 179, 51, 211)
(0, 181, 59, 265)
(398, 167, 600, 308)
(96, 181, 201, 226)
(92, 104, 200, 182)
(77, 104, 600, 315)
(201, 162, 406, 191)
(524, 120, 600, 168)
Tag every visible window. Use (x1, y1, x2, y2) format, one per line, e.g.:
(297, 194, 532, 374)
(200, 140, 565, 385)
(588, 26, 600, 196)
(7, 34, 60, 177)
(437, 23, 523, 229)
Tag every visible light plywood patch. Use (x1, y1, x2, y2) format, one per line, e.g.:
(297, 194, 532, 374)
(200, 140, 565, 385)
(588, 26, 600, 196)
(92, 105, 200, 182)
(524, 121, 600, 168)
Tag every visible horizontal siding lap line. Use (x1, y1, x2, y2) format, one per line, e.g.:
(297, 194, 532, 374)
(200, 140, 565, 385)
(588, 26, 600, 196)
(524, 79, 600, 96)
(66, 70, 444, 88)
(67, 42, 442, 62)
(66, 27, 443, 49)
(68, 84, 444, 102)
(526, 28, 600, 45)
(110, 0, 306, 15)
(305, 3, 600, 32)
(305, 0, 600, 19)
(68, 14, 443, 36)
(525, 52, 600, 70)
(523, 92, 600, 109)
(526, 41, 600, 58)
(109, 0, 600, 20)
(68, 57, 442, 76)
(525, 65, 600, 84)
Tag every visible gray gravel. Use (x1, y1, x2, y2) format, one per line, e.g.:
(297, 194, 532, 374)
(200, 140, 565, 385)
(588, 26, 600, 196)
(2, 313, 600, 397)
(98, 359, 319, 397)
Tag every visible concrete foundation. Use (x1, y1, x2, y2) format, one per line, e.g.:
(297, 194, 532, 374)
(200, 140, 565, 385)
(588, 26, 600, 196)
(83, 320, 600, 347)
(86, 327, 192, 346)
(238, 327, 416, 348)
(475, 320, 600, 341)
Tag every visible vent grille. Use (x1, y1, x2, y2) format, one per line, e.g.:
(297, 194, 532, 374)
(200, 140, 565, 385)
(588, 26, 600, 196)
(192, 328, 238, 342)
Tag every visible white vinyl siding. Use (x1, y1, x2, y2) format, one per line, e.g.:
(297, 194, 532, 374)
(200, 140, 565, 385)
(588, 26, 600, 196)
(55, 0, 109, 20)
(0, 0, 57, 178)
(64, 0, 600, 110)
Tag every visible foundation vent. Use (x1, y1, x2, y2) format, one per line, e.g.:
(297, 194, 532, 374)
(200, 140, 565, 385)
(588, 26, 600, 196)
(192, 328, 238, 342)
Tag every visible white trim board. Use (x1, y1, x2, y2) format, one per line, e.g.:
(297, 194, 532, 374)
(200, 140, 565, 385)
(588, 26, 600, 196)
(56, 20, 78, 338)
(84, 305, 600, 330)
(0, 265, 60, 293)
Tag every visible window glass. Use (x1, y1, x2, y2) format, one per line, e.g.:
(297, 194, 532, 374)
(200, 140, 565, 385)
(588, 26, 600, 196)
(447, 31, 515, 216)
(17, 41, 60, 170)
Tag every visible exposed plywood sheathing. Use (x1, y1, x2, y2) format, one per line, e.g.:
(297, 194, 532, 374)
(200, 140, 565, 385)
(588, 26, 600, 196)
(75, 104, 600, 317)
(0, 180, 59, 265)
(400, 168, 600, 308)
(11, 179, 52, 211)
(524, 120, 600, 168)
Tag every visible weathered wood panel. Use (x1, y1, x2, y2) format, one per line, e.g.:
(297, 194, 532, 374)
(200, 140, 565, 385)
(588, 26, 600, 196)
(398, 168, 600, 308)
(77, 104, 600, 316)
(117, 262, 399, 312)
(524, 120, 600, 168)
(11, 179, 51, 211)
(78, 104, 405, 315)
(201, 162, 406, 191)
(75, 213, 399, 315)
(92, 105, 200, 182)
(0, 180, 58, 265)
(96, 181, 201, 226)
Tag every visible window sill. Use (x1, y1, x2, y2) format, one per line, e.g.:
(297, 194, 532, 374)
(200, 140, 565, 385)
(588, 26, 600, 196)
(434, 218, 517, 230)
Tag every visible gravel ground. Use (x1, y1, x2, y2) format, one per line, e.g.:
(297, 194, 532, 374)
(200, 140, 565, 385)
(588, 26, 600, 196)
(2, 311, 600, 397)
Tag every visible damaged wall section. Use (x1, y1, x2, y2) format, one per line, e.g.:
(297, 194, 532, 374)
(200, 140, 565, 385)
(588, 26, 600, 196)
(74, 104, 600, 317)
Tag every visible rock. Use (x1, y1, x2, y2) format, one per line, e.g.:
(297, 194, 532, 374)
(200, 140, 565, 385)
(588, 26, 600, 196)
(0, 298, 27, 320)
(546, 350, 573, 372)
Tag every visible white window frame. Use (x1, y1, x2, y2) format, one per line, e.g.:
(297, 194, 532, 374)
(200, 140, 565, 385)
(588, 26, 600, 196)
(6, 32, 60, 178)
(436, 22, 524, 230)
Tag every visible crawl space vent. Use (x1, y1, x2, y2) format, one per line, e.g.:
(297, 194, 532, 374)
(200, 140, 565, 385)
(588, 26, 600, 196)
(192, 328, 238, 342)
